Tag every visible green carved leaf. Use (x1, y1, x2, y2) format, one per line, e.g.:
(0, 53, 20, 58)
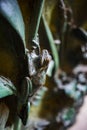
(0, 76, 16, 98)
(0, 0, 25, 44)
(42, 15, 59, 73)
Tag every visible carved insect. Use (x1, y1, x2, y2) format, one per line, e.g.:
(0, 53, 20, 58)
(0, 0, 51, 126)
